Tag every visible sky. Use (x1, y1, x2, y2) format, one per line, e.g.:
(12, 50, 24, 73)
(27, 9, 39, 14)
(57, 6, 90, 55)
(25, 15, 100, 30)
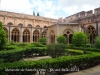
(0, 0, 100, 19)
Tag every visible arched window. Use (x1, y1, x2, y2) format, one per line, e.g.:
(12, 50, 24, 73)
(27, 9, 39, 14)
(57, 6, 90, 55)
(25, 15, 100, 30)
(86, 25, 96, 44)
(11, 28, 20, 42)
(3, 27, 8, 38)
(63, 29, 73, 44)
(50, 30, 55, 44)
(27, 24, 32, 27)
(44, 26, 47, 28)
(23, 29, 30, 43)
(42, 31, 47, 38)
(33, 30, 39, 42)
(36, 25, 40, 28)
(18, 23, 23, 27)
(7, 22, 13, 26)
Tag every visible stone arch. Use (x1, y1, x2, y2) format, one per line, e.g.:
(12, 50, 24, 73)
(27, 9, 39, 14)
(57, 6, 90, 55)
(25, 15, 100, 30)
(44, 26, 47, 28)
(42, 30, 47, 38)
(36, 25, 40, 28)
(63, 29, 74, 44)
(3, 27, 8, 38)
(50, 30, 55, 44)
(86, 25, 96, 44)
(18, 23, 23, 27)
(33, 30, 39, 42)
(23, 29, 30, 43)
(27, 24, 32, 27)
(7, 22, 13, 25)
(11, 28, 20, 42)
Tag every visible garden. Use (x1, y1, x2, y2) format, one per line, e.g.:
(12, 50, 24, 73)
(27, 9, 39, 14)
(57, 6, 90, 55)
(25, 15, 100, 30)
(0, 21, 100, 75)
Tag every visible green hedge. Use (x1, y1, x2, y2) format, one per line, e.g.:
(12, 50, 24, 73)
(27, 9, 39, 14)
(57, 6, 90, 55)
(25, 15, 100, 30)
(0, 47, 47, 63)
(67, 46, 100, 52)
(0, 48, 24, 63)
(0, 52, 100, 75)
(67, 49, 84, 55)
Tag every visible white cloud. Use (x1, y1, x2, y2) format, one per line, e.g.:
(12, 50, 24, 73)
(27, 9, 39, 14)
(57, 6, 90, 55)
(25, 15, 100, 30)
(0, 0, 100, 19)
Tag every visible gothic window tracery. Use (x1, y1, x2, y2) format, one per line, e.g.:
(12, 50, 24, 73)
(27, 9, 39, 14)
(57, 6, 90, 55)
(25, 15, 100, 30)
(23, 29, 30, 42)
(11, 28, 20, 42)
(33, 30, 39, 42)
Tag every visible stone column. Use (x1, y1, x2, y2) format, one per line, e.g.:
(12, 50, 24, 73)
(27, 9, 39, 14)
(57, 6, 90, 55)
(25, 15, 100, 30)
(8, 25, 11, 43)
(30, 27, 33, 43)
(39, 28, 42, 38)
(20, 27, 23, 43)
(67, 35, 69, 45)
(96, 22, 98, 36)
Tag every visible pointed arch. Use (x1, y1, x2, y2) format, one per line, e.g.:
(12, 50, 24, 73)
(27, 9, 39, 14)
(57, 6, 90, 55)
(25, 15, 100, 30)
(23, 29, 30, 43)
(63, 29, 74, 44)
(33, 30, 39, 42)
(42, 30, 47, 38)
(11, 28, 20, 42)
(86, 25, 96, 44)
(50, 30, 55, 44)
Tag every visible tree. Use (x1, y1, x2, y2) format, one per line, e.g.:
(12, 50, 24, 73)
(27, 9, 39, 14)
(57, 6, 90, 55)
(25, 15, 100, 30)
(72, 32, 88, 47)
(37, 12, 40, 16)
(33, 11, 35, 16)
(0, 22, 7, 49)
(47, 43, 66, 58)
(95, 36, 100, 48)
(38, 38, 46, 45)
(57, 35, 66, 44)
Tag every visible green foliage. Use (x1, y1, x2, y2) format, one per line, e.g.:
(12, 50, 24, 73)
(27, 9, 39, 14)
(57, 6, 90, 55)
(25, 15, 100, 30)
(47, 43, 66, 58)
(72, 32, 88, 47)
(33, 11, 35, 16)
(57, 35, 66, 44)
(0, 22, 7, 49)
(38, 38, 46, 45)
(37, 12, 40, 16)
(95, 36, 100, 48)
(32, 42, 45, 47)
(0, 52, 100, 74)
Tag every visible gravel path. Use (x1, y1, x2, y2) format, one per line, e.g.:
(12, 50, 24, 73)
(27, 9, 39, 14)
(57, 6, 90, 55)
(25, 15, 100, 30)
(64, 65, 100, 75)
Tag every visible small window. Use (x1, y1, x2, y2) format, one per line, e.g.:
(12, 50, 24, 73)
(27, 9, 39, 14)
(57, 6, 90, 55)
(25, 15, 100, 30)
(36, 25, 40, 27)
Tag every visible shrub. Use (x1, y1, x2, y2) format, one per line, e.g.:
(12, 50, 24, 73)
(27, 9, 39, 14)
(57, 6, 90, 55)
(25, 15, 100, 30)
(95, 36, 100, 48)
(47, 43, 66, 58)
(0, 22, 7, 49)
(32, 42, 45, 47)
(57, 35, 66, 44)
(72, 32, 88, 47)
(38, 38, 46, 45)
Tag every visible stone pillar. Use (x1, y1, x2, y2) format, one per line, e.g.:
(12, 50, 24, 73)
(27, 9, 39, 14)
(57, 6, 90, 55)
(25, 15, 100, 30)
(96, 22, 98, 36)
(67, 35, 69, 45)
(20, 27, 23, 43)
(8, 25, 11, 43)
(30, 27, 33, 43)
(40, 28, 42, 38)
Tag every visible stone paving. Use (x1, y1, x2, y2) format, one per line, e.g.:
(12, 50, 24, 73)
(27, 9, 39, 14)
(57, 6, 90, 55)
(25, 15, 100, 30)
(64, 65, 100, 75)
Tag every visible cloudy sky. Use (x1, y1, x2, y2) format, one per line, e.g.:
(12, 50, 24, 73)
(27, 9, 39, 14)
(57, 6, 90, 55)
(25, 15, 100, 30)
(0, 0, 100, 19)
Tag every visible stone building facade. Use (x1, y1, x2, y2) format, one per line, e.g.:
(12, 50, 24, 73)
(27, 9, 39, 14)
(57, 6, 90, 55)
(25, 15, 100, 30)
(1, 7, 100, 44)
(0, 10, 58, 43)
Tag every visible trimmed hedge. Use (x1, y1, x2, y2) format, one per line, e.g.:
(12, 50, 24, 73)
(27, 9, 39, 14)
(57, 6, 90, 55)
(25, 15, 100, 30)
(67, 46, 100, 52)
(0, 46, 47, 63)
(67, 49, 84, 55)
(0, 52, 100, 75)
